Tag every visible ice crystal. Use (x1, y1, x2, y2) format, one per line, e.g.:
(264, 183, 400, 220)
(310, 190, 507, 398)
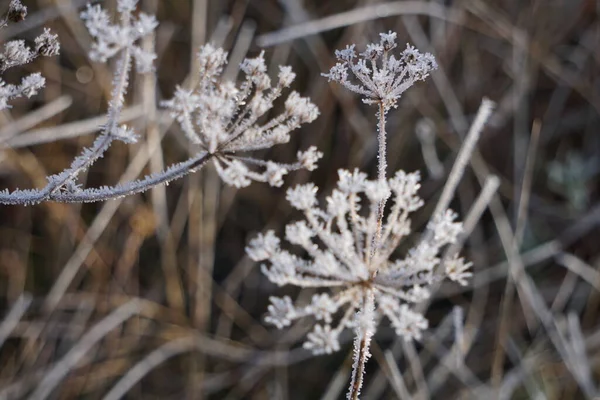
(247, 169, 470, 354)
(322, 31, 437, 110)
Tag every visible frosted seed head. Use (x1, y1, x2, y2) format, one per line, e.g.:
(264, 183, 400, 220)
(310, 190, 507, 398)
(35, 28, 60, 57)
(322, 63, 348, 83)
(277, 65, 296, 87)
(3, 40, 32, 66)
(134, 13, 158, 36)
(132, 47, 157, 73)
(396, 304, 428, 340)
(364, 179, 391, 203)
(117, 0, 138, 14)
(445, 255, 472, 286)
(7, 0, 27, 23)
(265, 296, 296, 328)
(379, 31, 397, 51)
(240, 51, 267, 77)
(19, 73, 45, 97)
(265, 162, 288, 187)
(286, 183, 318, 210)
(246, 231, 280, 261)
(285, 221, 314, 246)
(215, 159, 252, 188)
(429, 210, 462, 246)
(361, 43, 383, 60)
(197, 43, 228, 77)
(285, 91, 319, 124)
(324, 33, 436, 109)
(308, 294, 338, 323)
(389, 170, 424, 212)
(297, 146, 322, 171)
(406, 285, 430, 303)
(326, 189, 350, 216)
(303, 325, 340, 355)
(335, 44, 356, 62)
(337, 169, 367, 194)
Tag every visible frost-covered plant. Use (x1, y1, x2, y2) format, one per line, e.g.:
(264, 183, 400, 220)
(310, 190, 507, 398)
(161, 45, 321, 188)
(323, 31, 437, 111)
(0, 0, 319, 204)
(247, 169, 470, 344)
(0, 0, 154, 204)
(0, 0, 60, 110)
(248, 32, 492, 400)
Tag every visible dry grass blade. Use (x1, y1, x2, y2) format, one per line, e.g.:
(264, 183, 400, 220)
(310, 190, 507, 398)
(29, 300, 140, 400)
(256, 1, 465, 47)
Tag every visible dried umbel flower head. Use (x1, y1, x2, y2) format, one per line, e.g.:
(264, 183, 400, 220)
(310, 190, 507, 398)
(0, 2, 60, 110)
(247, 169, 471, 354)
(80, 1, 157, 72)
(0, 2, 319, 204)
(162, 45, 321, 188)
(323, 31, 437, 110)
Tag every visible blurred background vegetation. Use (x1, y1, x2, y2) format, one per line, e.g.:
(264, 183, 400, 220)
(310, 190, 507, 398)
(0, 0, 599, 398)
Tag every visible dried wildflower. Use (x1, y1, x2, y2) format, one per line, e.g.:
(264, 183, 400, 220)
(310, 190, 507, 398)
(0, 0, 152, 204)
(80, 1, 157, 72)
(161, 46, 321, 188)
(0, 5, 319, 204)
(247, 169, 469, 354)
(323, 31, 437, 110)
(0, 1, 60, 109)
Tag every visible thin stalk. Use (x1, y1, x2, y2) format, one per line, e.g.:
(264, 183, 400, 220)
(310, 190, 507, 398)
(376, 102, 387, 183)
(368, 101, 389, 272)
(347, 291, 375, 400)
(349, 336, 370, 400)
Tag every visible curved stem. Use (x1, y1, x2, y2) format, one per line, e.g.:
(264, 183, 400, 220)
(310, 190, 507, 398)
(50, 152, 213, 203)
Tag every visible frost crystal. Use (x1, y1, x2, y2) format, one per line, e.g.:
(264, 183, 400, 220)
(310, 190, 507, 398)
(323, 31, 437, 110)
(247, 169, 471, 352)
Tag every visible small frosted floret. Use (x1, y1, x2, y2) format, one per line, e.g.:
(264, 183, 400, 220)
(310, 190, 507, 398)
(247, 168, 471, 354)
(35, 28, 60, 57)
(323, 31, 437, 109)
(304, 325, 341, 355)
(7, 0, 27, 23)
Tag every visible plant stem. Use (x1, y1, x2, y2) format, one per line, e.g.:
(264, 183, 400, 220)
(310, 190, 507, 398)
(377, 101, 387, 183)
(369, 101, 389, 271)
(347, 291, 375, 400)
(348, 336, 370, 400)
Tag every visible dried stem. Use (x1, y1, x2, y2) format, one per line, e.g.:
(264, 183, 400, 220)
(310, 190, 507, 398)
(369, 101, 390, 271)
(348, 335, 370, 400)
(347, 292, 375, 400)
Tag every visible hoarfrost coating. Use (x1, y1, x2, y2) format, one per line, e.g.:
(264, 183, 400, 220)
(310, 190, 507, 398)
(247, 169, 471, 355)
(0, 0, 320, 205)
